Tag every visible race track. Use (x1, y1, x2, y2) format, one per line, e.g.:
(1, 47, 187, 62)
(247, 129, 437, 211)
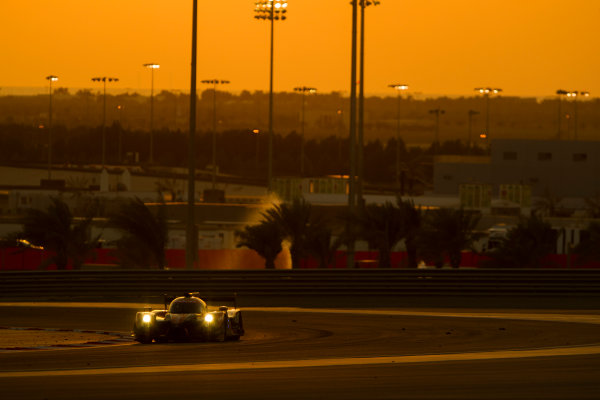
(1, 304, 600, 399)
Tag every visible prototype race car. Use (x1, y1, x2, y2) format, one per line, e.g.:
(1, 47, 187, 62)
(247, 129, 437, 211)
(133, 293, 244, 343)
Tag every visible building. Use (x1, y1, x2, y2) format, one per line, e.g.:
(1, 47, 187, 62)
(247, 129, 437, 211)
(435, 139, 600, 200)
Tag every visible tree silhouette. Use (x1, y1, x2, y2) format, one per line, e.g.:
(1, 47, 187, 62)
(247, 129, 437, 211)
(483, 214, 557, 268)
(397, 198, 422, 268)
(342, 202, 406, 268)
(108, 198, 167, 269)
(418, 208, 482, 268)
(306, 216, 340, 268)
(18, 197, 99, 269)
(573, 222, 600, 265)
(235, 220, 284, 269)
(262, 198, 313, 269)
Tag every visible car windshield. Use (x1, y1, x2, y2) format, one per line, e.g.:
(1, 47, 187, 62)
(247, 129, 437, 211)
(169, 299, 204, 314)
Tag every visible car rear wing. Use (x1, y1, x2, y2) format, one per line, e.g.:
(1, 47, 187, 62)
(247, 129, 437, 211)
(162, 292, 239, 310)
(201, 293, 239, 309)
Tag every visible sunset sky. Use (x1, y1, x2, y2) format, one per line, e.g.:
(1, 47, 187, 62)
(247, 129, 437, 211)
(1, 0, 598, 98)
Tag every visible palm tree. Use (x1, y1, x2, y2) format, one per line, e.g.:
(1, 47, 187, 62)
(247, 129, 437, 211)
(483, 214, 557, 268)
(573, 222, 600, 265)
(18, 197, 99, 269)
(306, 220, 340, 269)
(418, 213, 447, 269)
(343, 202, 406, 268)
(397, 198, 422, 268)
(236, 220, 284, 269)
(108, 198, 167, 269)
(262, 198, 313, 269)
(419, 208, 482, 268)
(155, 178, 181, 202)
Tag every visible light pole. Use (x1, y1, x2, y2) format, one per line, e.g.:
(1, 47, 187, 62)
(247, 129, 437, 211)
(474, 87, 502, 140)
(252, 129, 261, 170)
(357, 0, 381, 207)
(556, 89, 568, 139)
(388, 84, 408, 186)
(186, 0, 198, 270)
(580, 91, 591, 138)
(429, 107, 445, 148)
(467, 109, 480, 152)
(347, 0, 359, 268)
(566, 90, 590, 140)
(201, 79, 230, 189)
(143, 63, 160, 164)
(254, 0, 288, 191)
(293, 86, 316, 176)
(116, 105, 123, 163)
(45, 75, 58, 180)
(91, 76, 119, 168)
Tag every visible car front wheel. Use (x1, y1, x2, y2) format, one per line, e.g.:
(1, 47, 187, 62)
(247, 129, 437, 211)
(135, 334, 153, 344)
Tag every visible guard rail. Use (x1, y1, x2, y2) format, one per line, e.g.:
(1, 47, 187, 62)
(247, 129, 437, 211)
(1, 269, 600, 301)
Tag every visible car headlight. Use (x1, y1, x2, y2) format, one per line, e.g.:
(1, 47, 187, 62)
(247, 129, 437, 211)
(142, 314, 152, 323)
(204, 314, 214, 323)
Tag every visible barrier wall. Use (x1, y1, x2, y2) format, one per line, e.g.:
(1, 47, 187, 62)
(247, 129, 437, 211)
(3, 269, 600, 302)
(1, 247, 599, 270)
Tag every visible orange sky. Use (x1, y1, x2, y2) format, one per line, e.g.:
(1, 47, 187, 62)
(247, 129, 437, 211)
(1, 0, 598, 98)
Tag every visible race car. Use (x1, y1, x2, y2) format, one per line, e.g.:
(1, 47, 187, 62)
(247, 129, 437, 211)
(133, 293, 244, 343)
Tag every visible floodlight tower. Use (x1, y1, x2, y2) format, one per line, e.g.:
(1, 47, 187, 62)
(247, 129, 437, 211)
(467, 109, 480, 152)
(201, 79, 230, 188)
(254, 0, 288, 191)
(45, 75, 58, 180)
(91, 76, 119, 168)
(474, 87, 502, 140)
(566, 90, 590, 140)
(143, 63, 160, 164)
(356, 0, 381, 206)
(293, 86, 317, 176)
(388, 84, 408, 185)
(186, 0, 199, 270)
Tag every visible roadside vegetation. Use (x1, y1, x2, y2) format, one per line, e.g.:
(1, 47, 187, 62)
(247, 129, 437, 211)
(418, 208, 482, 268)
(11, 197, 99, 269)
(8, 197, 168, 269)
(236, 199, 486, 269)
(108, 198, 168, 269)
(5, 196, 600, 269)
(481, 214, 557, 268)
(236, 198, 593, 269)
(235, 220, 284, 269)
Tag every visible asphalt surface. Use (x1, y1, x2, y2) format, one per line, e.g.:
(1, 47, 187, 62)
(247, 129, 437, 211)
(1, 304, 600, 399)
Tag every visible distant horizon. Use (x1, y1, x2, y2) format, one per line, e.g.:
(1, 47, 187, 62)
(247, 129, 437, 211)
(0, 85, 569, 102)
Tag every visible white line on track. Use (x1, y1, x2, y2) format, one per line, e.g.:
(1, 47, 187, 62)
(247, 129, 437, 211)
(0, 302, 164, 309)
(2, 302, 600, 325)
(2, 345, 600, 377)
(244, 307, 600, 325)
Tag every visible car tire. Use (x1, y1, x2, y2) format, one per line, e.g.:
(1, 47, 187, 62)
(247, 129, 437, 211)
(133, 323, 152, 344)
(216, 315, 227, 342)
(135, 334, 153, 344)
